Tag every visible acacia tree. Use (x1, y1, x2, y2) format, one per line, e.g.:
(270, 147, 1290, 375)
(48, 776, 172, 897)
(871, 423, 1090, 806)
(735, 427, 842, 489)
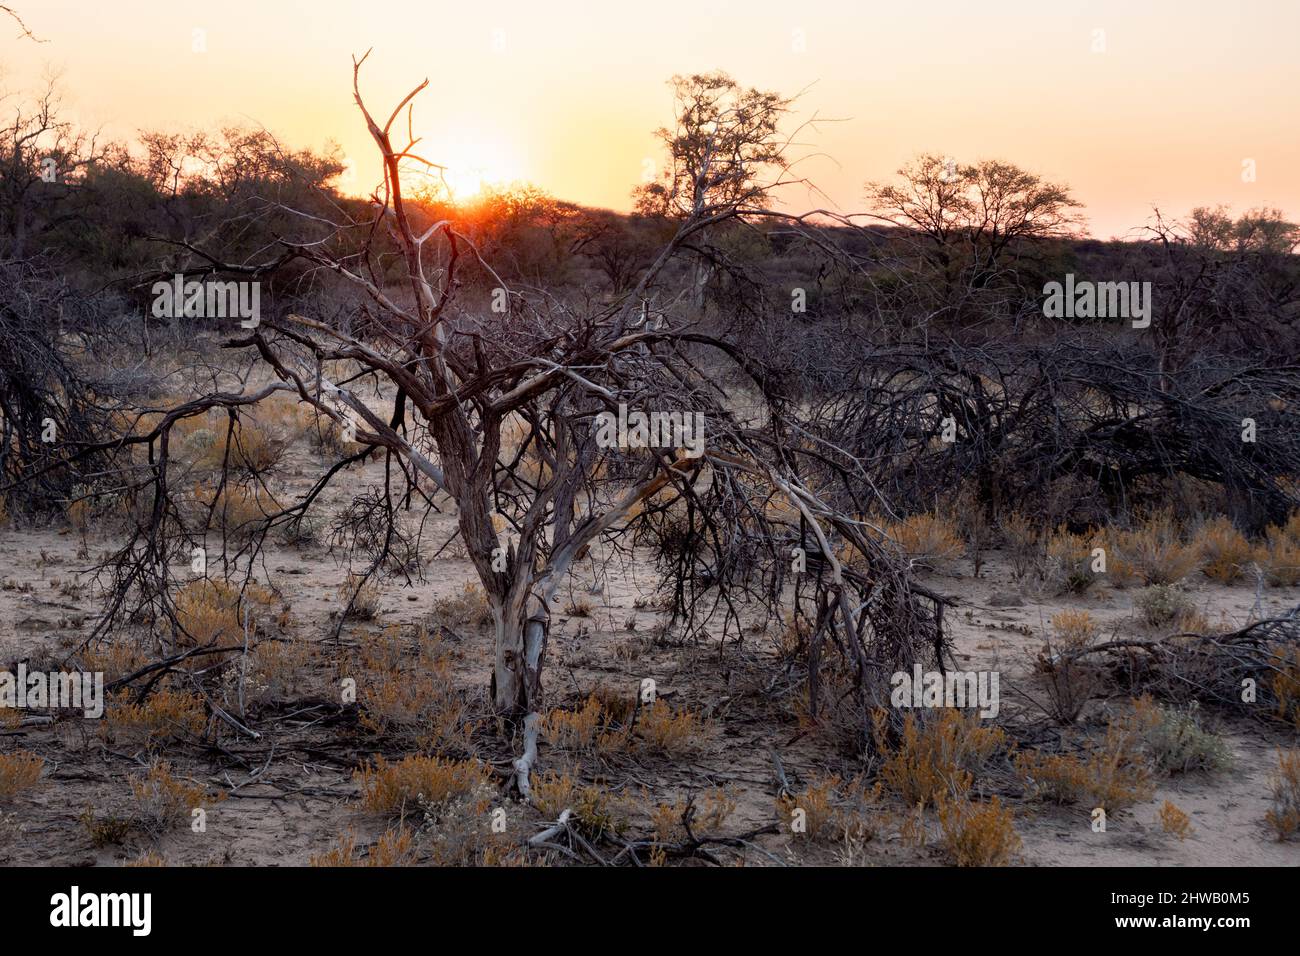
(18, 58, 939, 795)
(635, 72, 806, 314)
(864, 153, 1080, 313)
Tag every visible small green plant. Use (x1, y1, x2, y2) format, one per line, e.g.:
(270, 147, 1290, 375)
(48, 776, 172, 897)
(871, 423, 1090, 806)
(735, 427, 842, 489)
(1131, 697, 1232, 774)
(1133, 585, 1194, 628)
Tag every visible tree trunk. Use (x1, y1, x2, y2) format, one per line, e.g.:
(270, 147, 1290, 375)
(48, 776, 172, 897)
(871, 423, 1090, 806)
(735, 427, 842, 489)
(490, 590, 551, 798)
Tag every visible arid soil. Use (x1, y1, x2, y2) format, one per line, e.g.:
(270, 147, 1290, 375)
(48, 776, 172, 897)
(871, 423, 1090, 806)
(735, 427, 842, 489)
(1, 419, 1298, 867)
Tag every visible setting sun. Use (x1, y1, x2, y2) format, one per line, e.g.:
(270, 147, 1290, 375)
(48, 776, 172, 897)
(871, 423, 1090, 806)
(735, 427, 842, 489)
(416, 136, 525, 200)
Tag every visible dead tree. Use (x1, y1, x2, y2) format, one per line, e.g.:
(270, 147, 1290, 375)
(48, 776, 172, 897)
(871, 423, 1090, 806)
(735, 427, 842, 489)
(11, 58, 940, 793)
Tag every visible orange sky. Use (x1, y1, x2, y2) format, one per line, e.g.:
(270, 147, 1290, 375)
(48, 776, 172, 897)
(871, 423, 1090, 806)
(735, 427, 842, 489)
(4, 0, 1298, 238)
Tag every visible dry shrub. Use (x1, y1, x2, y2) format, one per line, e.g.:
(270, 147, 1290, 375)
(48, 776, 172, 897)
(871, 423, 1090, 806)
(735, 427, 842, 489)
(237, 635, 317, 706)
(124, 852, 166, 867)
(775, 773, 881, 844)
(81, 641, 150, 684)
(762, 492, 800, 524)
(128, 761, 221, 835)
(0, 750, 44, 799)
(67, 497, 93, 534)
(498, 419, 554, 488)
(1158, 800, 1193, 841)
(1116, 511, 1200, 586)
(563, 596, 593, 617)
(934, 792, 1020, 866)
(275, 512, 323, 548)
(543, 695, 605, 751)
(1133, 584, 1194, 628)
(1037, 609, 1105, 724)
(590, 684, 637, 725)
(1264, 748, 1300, 841)
(337, 572, 383, 620)
(1015, 712, 1154, 813)
(176, 415, 287, 475)
(171, 578, 278, 649)
(355, 626, 475, 751)
(1044, 527, 1102, 594)
(1262, 524, 1300, 587)
(696, 786, 738, 831)
(946, 488, 993, 575)
(772, 614, 809, 664)
(1051, 609, 1098, 646)
(310, 827, 417, 867)
(1196, 517, 1257, 583)
(102, 688, 207, 751)
(635, 700, 701, 753)
(647, 794, 692, 848)
(253, 393, 314, 439)
(885, 513, 962, 568)
(776, 773, 840, 840)
(191, 481, 280, 541)
(1131, 696, 1231, 774)
(357, 755, 491, 817)
(423, 796, 523, 866)
(873, 709, 1007, 808)
(1271, 644, 1300, 729)
(1000, 512, 1042, 580)
(531, 770, 631, 839)
(430, 582, 494, 630)
(308, 414, 363, 458)
(79, 808, 133, 848)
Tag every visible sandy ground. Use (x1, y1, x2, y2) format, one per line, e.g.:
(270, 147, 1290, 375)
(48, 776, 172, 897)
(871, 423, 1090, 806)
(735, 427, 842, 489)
(1, 427, 1298, 867)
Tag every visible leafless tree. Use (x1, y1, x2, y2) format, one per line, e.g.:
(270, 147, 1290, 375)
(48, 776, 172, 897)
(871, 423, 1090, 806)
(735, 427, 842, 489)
(0, 77, 106, 258)
(19, 58, 939, 794)
(864, 153, 1081, 321)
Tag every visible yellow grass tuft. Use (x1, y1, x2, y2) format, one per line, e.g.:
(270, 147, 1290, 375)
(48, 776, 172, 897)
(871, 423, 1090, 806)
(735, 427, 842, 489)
(884, 513, 963, 567)
(1115, 511, 1200, 585)
(101, 688, 207, 751)
(1262, 522, 1300, 587)
(874, 709, 1006, 808)
(1264, 748, 1300, 841)
(171, 578, 278, 649)
(635, 700, 701, 753)
(935, 792, 1021, 866)
(128, 760, 221, 834)
(1158, 800, 1193, 840)
(0, 751, 44, 799)
(1196, 517, 1257, 583)
(1015, 710, 1155, 813)
(356, 755, 491, 816)
(191, 481, 280, 540)
(310, 827, 417, 867)
(531, 770, 631, 839)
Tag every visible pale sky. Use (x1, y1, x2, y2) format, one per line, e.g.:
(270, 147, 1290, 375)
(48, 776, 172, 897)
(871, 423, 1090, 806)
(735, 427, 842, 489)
(4, 0, 1298, 238)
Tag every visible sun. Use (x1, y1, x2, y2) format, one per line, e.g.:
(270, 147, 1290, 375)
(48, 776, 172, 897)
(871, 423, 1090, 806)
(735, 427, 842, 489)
(426, 136, 523, 200)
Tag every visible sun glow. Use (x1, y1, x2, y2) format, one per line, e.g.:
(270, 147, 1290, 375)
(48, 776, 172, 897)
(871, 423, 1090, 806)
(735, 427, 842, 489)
(423, 136, 525, 200)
